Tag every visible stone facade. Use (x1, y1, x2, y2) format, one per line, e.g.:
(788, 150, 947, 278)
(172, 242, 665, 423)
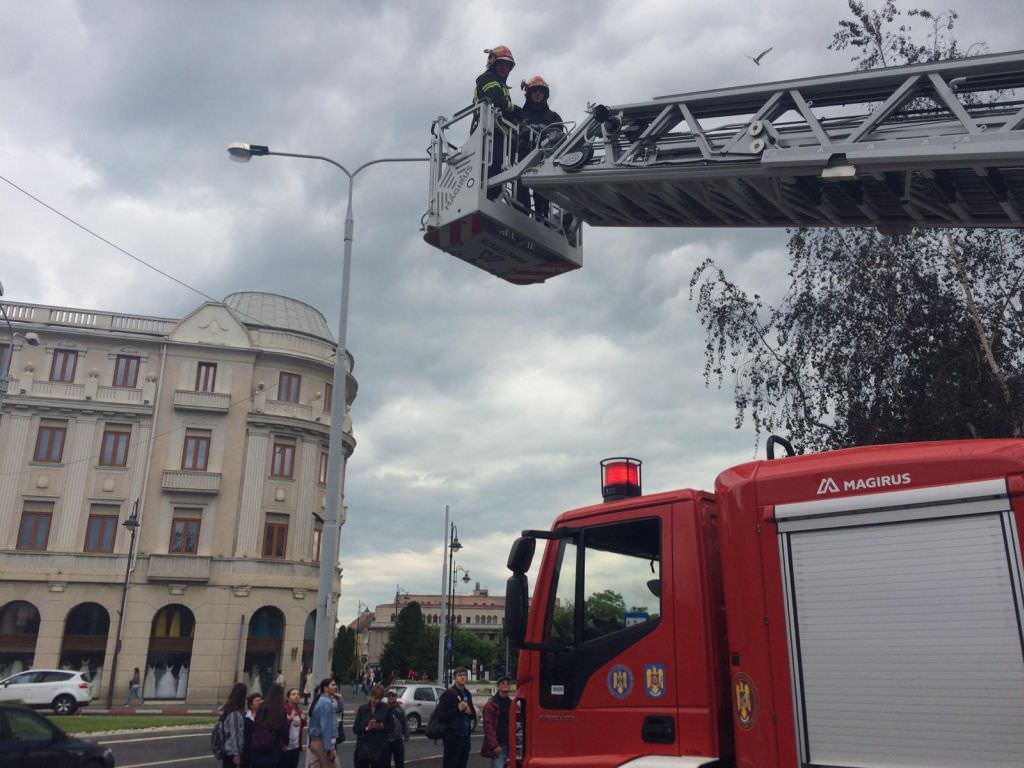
(0, 293, 355, 706)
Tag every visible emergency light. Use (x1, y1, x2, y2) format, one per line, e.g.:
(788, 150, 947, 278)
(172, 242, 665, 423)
(600, 457, 642, 501)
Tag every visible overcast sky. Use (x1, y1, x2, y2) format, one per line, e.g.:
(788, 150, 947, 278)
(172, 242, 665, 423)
(2, 0, 1021, 626)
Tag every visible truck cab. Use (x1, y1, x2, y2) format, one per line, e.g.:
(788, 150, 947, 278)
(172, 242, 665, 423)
(505, 471, 731, 767)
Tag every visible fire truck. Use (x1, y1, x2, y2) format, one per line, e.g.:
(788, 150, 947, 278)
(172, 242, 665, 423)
(421, 50, 1024, 767)
(502, 441, 1024, 768)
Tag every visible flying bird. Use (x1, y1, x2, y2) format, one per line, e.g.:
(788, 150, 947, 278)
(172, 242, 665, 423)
(746, 47, 773, 65)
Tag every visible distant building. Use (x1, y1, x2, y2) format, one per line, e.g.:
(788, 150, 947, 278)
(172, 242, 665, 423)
(0, 292, 356, 705)
(357, 583, 504, 668)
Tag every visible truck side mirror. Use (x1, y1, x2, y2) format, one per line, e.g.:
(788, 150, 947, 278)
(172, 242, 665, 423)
(504, 573, 529, 645)
(507, 536, 536, 574)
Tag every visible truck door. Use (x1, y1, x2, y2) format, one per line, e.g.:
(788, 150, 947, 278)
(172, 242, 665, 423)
(533, 511, 679, 765)
(774, 478, 1024, 768)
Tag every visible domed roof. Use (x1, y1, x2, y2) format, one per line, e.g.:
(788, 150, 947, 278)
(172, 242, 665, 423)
(224, 292, 334, 342)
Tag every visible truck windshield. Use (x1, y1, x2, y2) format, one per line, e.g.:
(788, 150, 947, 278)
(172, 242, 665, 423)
(545, 518, 661, 646)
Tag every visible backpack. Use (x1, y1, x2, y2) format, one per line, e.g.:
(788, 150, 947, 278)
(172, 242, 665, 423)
(425, 703, 445, 740)
(210, 715, 226, 759)
(250, 719, 280, 751)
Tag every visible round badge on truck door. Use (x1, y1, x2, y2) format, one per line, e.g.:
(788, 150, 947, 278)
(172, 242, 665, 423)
(734, 672, 759, 730)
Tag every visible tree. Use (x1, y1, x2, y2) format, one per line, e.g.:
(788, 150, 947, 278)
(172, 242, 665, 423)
(690, 2, 1024, 452)
(451, 628, 495, 674)
(332, 625, 356, 682)
(585, 589, 627, 621)
(379, 601, 426, 679)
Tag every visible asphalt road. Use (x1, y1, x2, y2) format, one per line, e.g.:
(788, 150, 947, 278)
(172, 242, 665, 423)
(97, 727, 494, 768)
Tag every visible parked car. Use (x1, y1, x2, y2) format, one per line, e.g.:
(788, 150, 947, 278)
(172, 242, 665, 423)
(0, 670, 92, 715)
(0, 703, 114, 768)
(388, 683, 478, 733)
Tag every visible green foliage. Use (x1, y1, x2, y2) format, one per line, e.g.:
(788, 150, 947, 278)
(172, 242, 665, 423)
(690, 3, 1023, 452)
(380, 601, 427, 679)
(451, 627, 495, 672)
(332, 625, 356, 682)
(585, 589, 627, 621)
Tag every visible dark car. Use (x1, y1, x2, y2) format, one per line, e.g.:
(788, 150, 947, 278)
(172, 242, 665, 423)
(0, 704, 114, 768)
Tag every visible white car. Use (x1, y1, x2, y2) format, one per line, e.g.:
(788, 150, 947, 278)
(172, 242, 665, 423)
(0, 669, 92, 715)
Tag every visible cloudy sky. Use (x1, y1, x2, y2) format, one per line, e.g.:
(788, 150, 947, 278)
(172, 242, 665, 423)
(2, 0, 1021, 625)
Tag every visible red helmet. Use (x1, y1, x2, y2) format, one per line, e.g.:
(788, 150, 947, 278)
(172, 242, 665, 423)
(485, 46, 516, 69)
(521, 75, 550, 97)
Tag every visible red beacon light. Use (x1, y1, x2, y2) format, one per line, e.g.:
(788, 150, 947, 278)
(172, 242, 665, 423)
(600, 457, 642, 502)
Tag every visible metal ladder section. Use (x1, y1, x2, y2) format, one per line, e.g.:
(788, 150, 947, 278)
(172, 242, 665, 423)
(526, 51, 1024, 230)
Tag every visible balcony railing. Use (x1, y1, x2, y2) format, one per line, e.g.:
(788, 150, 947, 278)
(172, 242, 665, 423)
(263, 400, 313, 420)
(173, 389, 231, 412)
(161, 470, 221, 493)
(31, 380, 86, 399)
(96, 385, 144, 404)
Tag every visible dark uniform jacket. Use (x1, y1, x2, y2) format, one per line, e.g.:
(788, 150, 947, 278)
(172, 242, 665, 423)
(519, 99, 563, 150)
(436, 685, 475, 738)
(474, 69, 521, 129)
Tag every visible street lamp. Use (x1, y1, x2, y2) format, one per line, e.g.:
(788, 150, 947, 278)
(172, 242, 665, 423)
(227, 142, 428, 686)
(446, 564, 471, 684)
(106, 499, 140, 708)
(437, 509, 464, 685)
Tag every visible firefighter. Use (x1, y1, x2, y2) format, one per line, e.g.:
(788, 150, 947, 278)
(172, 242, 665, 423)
(474, 45, 522, 200)
(516, 75, 563, 220)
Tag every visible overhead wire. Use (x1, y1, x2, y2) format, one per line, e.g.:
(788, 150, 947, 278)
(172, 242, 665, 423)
(0, 172, 348, 480)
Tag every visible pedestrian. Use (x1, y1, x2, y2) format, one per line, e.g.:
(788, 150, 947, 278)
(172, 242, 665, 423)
(384, 688, 410, 768)
(282, 687, 307, 768)
(302, 668, 312, 706)
(332, 683, 347, 750)
(275, 668, 286, 688)
(481, 676, 512, 768)
(247, 683, 288, 767)
(436, 667, 475, 768)
(243, 691, 263, 764)
(219, 682, 247, 768)
(124, 667, 144, 707)
(308, 678, 339, 768)
(353, 683, 392, 768)
(474, 45, 522, 200)
(352, 673, 361, 697)
(516, 75, 564, 220)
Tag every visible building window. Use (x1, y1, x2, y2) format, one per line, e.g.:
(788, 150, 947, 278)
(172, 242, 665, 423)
(262, 522, 288, 559)
(84, 513, 118, 553)
(196, 362, 217, 393)
(324, 381, 333, 413)
(0, 342, 10, 377)
(181, 430, 211, 471)
(312, 523, 323, 561)
(169, 515, 201, 555)
(112, 355, 140, 388)
(271, 441, 295, 478)
(17, 506, 52, 551)
(99, 425, 131, 467)
(33, 422, 67, 463)
(318, 451, 328, 486)
(278, 372, 301, 403)
(50, 349, 78, 382)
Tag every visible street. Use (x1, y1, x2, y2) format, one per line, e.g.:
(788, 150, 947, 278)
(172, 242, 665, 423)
(97, 727, 494, 768)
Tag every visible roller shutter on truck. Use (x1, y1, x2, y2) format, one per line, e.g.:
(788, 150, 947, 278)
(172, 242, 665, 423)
(775, 479, 1024, 768)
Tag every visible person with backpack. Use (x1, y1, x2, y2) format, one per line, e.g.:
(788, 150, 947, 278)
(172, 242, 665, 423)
(353, 683, 392, 768)
(309, 678, 340, 768)
(436, 667, 476, 768)
(215, 682, 247, 768)
(247, 683, 289, 767)
(281, 687, 307, 768)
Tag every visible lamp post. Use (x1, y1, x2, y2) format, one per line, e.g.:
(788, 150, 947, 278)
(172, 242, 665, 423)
(447, 564, 471, 685)
(437, 511, 462, 684)
(227, 143, 428, 686)
(106, 499, 140, 708)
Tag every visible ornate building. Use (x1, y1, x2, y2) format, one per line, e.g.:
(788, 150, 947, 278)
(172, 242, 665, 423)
(0, 292, 356, 705)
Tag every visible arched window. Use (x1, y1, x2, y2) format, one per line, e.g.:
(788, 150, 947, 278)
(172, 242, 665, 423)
(245, 607, 285, 696)
(60, 603, 110, 699)
(0, 601, 40, 679)
(145, 604, 195, 700)
(302, 611, 316, 675)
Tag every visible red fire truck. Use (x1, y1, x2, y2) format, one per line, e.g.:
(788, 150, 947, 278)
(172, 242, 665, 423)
(503, 440, 1024, 768)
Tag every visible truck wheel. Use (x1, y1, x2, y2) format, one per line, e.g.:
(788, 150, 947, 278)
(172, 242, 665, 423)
(407, 712, 421, 732)
(53, 695, 77, 715)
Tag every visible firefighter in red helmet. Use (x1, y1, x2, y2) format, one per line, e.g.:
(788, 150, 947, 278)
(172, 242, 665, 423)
(475, 45, 523, 200)
(517, 76, 564, 221)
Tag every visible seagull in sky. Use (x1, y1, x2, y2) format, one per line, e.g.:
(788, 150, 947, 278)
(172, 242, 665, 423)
(746, 47, 773, 65)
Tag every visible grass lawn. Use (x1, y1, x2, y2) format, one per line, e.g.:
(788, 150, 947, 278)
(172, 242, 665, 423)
(53, 715, 216, 734)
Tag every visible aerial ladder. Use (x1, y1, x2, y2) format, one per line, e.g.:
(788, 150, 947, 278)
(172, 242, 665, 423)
(423, 50, 1024, 284)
